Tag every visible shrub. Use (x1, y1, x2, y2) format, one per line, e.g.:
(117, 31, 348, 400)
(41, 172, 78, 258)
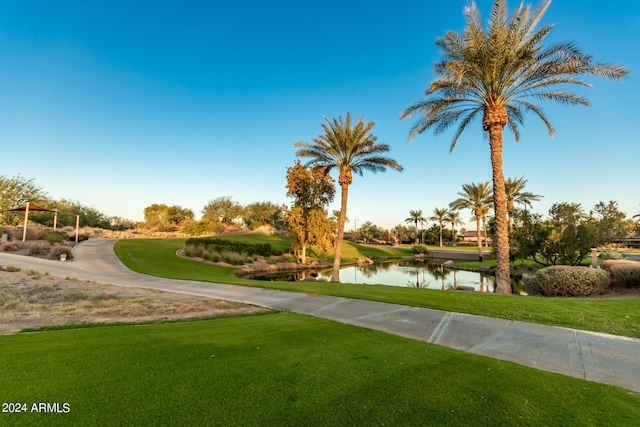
(534, 266, 610, 297)
(184, 238, 283, 258)
(599, 251, 626, 261)
(411, 245, 429, 255)
(43, 231, 69, 244)
(50, 246, 74, 261)
(602, 260, 640, 288)
(180, 221, 210, 236)
(28, 242, 51, 256)
(522, 274, 542, 296)
(3, 243, 18, 252)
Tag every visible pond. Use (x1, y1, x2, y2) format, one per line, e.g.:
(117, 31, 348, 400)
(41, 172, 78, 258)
(253, 261, 516, 293)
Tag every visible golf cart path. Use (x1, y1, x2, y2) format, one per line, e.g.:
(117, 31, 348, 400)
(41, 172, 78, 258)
(1, 238, 639, 393)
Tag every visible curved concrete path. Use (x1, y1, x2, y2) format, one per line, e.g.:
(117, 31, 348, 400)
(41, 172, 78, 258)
(1, 238, 639, 393)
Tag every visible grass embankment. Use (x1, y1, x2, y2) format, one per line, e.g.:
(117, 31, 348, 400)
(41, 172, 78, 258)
(114, 238, 640, 338)
(2, 313, 638, 426)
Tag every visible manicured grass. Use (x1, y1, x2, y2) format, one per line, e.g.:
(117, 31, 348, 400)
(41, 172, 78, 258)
(342, 241, 412, 261)
(1, 313, 638, 426)
(114, 239, 640, 338)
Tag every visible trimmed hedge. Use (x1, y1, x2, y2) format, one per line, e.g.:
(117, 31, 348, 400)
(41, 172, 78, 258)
(603, 260, 640, 288)
(184, 237, 283, 257)
(534, 266, 610, 297)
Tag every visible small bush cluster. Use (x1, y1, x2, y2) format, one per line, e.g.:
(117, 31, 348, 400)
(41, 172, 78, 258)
(533, 266, 610, 297)
(28, 243, 51, 256)
(185, 238, 283, 257)
(43, 231, 70, 244)
(521, 274, 542, 296)
(50, 246, 74, 261)
(599, 251, 626, 261)
(411, 245, 429, 255)
(603, 260, 640, 288)
(183, 245, 256, 265)
(3, 243, 20, 252)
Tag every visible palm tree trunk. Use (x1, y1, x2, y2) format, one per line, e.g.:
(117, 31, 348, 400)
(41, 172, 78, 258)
(331, 182, 349, 282)
(475, 214, 483, 261)
(451, 222, 455, 245)
(439, 220, 443, 247)
(486, 114, 512, 294)
(482, 216, 488, 248)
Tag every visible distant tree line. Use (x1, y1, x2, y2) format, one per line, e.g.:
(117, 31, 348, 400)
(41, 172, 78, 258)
(141, 197, 285, 236)
(0, 174, 136, 230)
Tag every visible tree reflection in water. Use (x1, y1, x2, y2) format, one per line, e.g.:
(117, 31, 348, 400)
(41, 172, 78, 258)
(253, 261, 505, 292)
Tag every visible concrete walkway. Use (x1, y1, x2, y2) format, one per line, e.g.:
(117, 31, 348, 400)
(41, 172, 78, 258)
(1, 238, 639, 393)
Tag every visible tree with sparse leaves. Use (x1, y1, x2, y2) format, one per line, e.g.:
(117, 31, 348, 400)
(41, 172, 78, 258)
(284, 161, 335, 264)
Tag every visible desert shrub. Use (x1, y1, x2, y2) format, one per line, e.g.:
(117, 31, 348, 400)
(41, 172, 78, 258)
(411, 245, 429, 255)
(181, 220, 210, 236)
(28, 242, 51, 256)
(602, 260, 640, 288)
(43, 231, 69, 244)
(50, 245, 74, 261)
(26, 227, 47, 241)
(3, 243, 18, 252)
(534, 266, 610, 297)
(599, 251, 626, 261)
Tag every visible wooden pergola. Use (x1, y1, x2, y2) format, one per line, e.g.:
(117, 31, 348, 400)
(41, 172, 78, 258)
(6, 202, 78, 242)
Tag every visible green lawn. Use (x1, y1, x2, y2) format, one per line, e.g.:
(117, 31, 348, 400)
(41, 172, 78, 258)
(2, 313, 638, 426)
(114, 238, 640, 338)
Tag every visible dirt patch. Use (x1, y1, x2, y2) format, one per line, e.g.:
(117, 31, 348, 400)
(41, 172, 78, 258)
(0, 269, 270, 335)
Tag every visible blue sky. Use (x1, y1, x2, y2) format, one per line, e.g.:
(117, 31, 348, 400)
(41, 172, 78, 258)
(0, 0, 638, 230)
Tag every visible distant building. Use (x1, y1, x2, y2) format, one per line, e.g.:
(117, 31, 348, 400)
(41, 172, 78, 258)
(462, 230, 491, 243)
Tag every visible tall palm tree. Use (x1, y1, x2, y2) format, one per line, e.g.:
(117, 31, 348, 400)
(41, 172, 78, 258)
(450, 182, 492, 261)
(444, 210, 463, 245)
(480, 204, 491, 248)
(429, 207, 448, 248)
(400, 0, 629, 294)
(295, 113, 403, 282)
(405, 210, 426, 244)
(505, 176, 542, 231)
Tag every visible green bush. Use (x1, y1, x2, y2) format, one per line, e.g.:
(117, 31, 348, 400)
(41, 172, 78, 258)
(411, 245, 429, 255)
(522, 274, 542, 296)
(180, 221, 210, 236)
(599, 251, 626, 261)
(184, 238, 283, 257)
(43, 231, 69, 244)
(603, 260, 640, 288)
(534, 266, 610, 297)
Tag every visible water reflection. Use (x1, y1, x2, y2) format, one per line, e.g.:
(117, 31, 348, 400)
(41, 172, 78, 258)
(253, 261, 507, 293)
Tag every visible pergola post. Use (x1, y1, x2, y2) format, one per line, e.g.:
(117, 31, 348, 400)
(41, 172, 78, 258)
(22, 202, 29, 242)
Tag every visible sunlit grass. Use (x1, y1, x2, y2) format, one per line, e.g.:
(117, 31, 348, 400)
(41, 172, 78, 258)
(2, 313, 638, 425)
(114, 238, 640, 338)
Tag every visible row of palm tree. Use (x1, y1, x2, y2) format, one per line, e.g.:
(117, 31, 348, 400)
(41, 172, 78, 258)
(296, 0, 628, 293)
(409, 177, 541, 261)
